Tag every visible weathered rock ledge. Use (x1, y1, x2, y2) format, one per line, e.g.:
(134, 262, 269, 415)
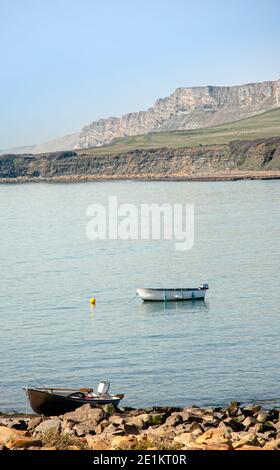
(1, 402, 280, 450)
(0, 138, 279, 183)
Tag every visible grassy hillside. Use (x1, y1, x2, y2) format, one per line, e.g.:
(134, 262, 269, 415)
(78, 107, 280, 155)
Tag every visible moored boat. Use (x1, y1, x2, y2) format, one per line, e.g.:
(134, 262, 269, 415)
(137, 283, 209, 301)
(24, 381, 124, 416)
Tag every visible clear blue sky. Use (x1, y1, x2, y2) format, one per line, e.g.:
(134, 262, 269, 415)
(0, 0, 279, 148)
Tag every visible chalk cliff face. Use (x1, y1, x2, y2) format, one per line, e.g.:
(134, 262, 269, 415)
(77, 79, 280, 148)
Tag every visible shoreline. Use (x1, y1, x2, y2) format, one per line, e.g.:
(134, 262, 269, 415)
(1, 402, 280, 450)
(1, 170, 280, 184)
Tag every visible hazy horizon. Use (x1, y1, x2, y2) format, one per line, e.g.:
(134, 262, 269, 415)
(1, 0, 280, 149)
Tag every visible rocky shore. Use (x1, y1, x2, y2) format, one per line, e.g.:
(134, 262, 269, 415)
(0, 137, 279, 183)
(1, 402, 280, 451)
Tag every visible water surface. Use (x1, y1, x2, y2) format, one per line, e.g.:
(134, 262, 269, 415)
(0, 180, 279, 412)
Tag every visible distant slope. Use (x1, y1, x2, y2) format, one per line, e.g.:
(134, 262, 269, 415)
(0, 133, 79, 156)
(77, 107, 280, 155)
(77, 79, 280, 148)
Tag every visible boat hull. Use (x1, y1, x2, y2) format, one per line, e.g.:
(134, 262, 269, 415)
(26, 389, 121, 416)
(137, 288, 207, 301)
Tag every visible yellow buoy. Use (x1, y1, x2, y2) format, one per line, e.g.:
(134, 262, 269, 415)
(90, 297, 96, 305)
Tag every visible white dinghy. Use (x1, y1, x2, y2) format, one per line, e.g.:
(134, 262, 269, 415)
(137, 283, 209, 301)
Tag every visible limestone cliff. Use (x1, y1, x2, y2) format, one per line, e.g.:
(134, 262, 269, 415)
(77, 80, 280, 148)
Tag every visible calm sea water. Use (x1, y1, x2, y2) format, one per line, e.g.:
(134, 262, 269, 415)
(0, 180, 279, 412)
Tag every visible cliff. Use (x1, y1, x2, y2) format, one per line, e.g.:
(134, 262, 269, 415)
(0, 138, 279, 182)
(77, 80, 280, 148)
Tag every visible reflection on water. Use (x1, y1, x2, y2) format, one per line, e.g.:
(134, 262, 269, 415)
(139, 299, 210, 315)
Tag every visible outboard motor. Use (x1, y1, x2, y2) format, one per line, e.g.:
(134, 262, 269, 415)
(200, 283, 209, 290)
(97, 381, 110, 396)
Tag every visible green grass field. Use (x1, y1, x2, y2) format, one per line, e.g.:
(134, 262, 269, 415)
(78, 107, 280, 155)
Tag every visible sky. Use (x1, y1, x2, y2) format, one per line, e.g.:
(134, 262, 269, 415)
(0, 0, 280, 149)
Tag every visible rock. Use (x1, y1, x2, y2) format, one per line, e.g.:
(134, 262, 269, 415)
(174, 433, 194, 447)
(181, 412, 203, 424)
(102, 423, 125, 436)
(213, 411, 225, 421)
(251, 422, 276, 434)
(111, 435, 137, 450)
(73, 421, 96, 437)
(242, 405, 261, 417)
(108, 415, 125, 426)
(235, 445, 264, 451)
(224, 417, 245, 432)
(195, 428, 231, 447)
(150, 413, 168, 426)
(227, 402, 242, 417)
(61, 419, 75, 433)
(256, 411, 269, 423)
(102, 404, 116, 416)
(8, 419, 28, 431)
(0, 426, 26, 446)
(165, 413, 183, 427)
(6, 437, 42, 449)
(262, 439, 280, 450)
(95, 420, 110, 435)
(232, 433, 262, 449)
(34, 417, 61, 435)
(63, 405, 105, 424)
(243, 416, 257, 429)
(125, 413, 151, 430)
(28, 417, 43, 431)
(64, 445, 80, 450)
(122, 424, 140, 435)
(86, 435, 111, 450)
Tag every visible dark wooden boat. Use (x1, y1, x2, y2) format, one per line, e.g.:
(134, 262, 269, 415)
(25, 387, 124, 416)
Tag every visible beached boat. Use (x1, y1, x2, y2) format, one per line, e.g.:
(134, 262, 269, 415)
(24, 381, 124, 416)
(137, 283, 209, 301)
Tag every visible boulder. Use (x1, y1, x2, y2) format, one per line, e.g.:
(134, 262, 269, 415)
(125, 413, 151, 430)
(256, 411, 269, 423)
(195, 428, 231, 447)
(6, 437, 42, 449)
(242, 405, 261, 417)
(224, 417, 245, 432)
(226, 402, 242, 417)
(181, 412, 203, 424)
(243, 416, 257, 429)
(165, 413, 183, 427)
(232, 433, 262, 449)
(8, 419, 28, 431)
(150, 413, 167, 426)
(63, 405, 105, 424)
(111, 435, 137, 450)
(73, 421, 96, 437)
(28, 417, 43, 431)
(174, 432, 195, 447)
(34, 417, 61, 435)
(0, 426, 26, 446)
(86, 435, 111, 450)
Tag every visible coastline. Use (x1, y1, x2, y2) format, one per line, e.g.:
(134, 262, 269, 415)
(1, 402, 280, 450)
(1, 170, 280, 184)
